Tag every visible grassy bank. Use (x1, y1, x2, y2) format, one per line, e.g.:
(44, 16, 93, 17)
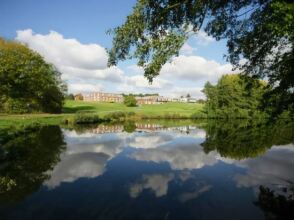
(0, 101, 204, 128)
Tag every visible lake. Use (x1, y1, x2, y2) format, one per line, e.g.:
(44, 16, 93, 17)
(0, 120, 293, 220)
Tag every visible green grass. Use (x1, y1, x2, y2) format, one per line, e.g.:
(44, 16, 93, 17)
(0, 113, 66, 128)
(63, 100, 203, 116)
(0, 100, 204, 128)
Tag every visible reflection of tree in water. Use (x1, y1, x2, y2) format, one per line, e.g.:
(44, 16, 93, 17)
(201, 119, 294, 159)
(255, 185, 294, 220)
(123, 121, 136, 133)
(0, 125, 65, 203)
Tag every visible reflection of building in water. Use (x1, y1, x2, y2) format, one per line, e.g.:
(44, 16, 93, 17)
(91, 125, 124, 134)
(135, 123, 165, 131)
(170, 126, 199, 134)
(88, 123, 203, 135)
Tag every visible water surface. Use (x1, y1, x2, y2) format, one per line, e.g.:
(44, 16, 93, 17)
(0, 120, 293, 220)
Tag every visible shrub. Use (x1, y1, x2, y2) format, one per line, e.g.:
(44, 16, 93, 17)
(73, 113, 102, 124)
(123, 95, 137, 107)
(127, 111, 136, 116)
(104, 111, 126, 121)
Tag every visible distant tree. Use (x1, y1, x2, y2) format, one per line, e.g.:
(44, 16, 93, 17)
(65, 93, 75, 100)
(74, 93, 83, 101)
(180, 95, 184, 99)
(0, 38, 66, 113)
(197, 99, 206, 104)
(202, 74, 268, 118)
(186, 94, 191, 98)
(124, 95, 137, 107)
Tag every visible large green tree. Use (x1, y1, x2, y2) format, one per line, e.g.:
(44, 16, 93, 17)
(202, 74, 268, 118)
(0, 38, 67, 113)
(108, 0, 294, 113)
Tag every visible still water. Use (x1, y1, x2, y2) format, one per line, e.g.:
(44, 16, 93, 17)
(0, 120, 293, 220)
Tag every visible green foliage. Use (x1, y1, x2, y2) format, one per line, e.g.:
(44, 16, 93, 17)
(0, 38, 66, 113)
(65, 93, 75, 100)
(190, 111, 207, 119)
(123, 95, 137, 107)
(109, 0, 294, 112)
(203, 74, 268, 118)
(104, 111, 127, 121)
(72, 113, 103, 124)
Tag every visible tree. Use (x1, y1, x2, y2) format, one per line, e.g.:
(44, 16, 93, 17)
(124, 95, 137, 107)
(108, 0, 294, 113)
(202, 74, 268, 118)
(0, 38, 66, 113)
(65, 93, 75, 100)
(74, 93, 83, 101)
(186, 93, 191, 98)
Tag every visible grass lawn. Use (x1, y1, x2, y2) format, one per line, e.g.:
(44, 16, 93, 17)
(63, 100, 204, 116)
(0, 100, 204, 128)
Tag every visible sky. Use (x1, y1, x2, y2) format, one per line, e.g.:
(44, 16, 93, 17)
(0, 0, 234, 98)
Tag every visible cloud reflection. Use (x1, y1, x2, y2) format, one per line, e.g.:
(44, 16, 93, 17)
(45, 130, 126, 188)
(130, 173, 175, 198)
(233, 144, 294, 193)
(130, 138, 219, 170)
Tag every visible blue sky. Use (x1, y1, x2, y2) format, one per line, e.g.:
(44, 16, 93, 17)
(0, 0, 233, 98)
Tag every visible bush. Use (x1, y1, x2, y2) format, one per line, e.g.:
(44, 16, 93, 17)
(127, 111, 136, 116)
(123, 95, 137, 107)
(104, 111, 126, 121)
(73, 113, 102, 124)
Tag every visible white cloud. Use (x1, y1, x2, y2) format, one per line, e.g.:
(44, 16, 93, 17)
(15, 29, 123, 84)
(16, 29, 108, 69)
(180, 43, 196, 55)
(59, 66, 124, 82)
(194, 30, 215, 46)
(15, 29, 232, 97)
(68, 83, 103, 94)
(125, 75, 172, 90)
(160, 55, 233, 83)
